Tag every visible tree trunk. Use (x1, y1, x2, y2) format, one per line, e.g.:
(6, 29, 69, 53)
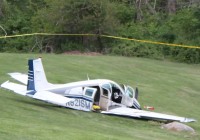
(167, 0, 177, 14)
(135, 0, 143, 21)
(0, 0, 4, 17)
(145, 0, 156, 15)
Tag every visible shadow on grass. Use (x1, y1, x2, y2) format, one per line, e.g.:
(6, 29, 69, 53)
(2, 95, 90, 117)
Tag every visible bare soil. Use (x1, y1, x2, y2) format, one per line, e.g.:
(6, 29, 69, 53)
(64, 51, 102, 56)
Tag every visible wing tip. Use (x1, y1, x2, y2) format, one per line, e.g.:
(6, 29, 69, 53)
(1, 80, 10, 87)
(181, 118, 197, 123)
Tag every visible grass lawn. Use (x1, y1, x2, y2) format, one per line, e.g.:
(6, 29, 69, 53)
(0, 53, 199, 140)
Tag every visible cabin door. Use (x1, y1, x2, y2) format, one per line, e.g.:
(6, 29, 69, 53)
(99, 83, 111, 111)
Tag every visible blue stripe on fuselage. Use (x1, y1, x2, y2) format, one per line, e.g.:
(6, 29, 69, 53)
(65, 95, 93, 102)
(27, 59, 35, 93)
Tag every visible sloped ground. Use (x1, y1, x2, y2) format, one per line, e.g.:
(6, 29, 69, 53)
(0, 53, 199, 140)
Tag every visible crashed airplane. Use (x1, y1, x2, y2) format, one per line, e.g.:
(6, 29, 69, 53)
(0, 58, 196, 123)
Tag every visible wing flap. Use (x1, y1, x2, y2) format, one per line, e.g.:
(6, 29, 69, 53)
(1, 81, 27, 96)
(102, 107, 141, 118)
(101, 107, 196, 123)
(8, 73, 28, 85)
(32, 91, 73, 107)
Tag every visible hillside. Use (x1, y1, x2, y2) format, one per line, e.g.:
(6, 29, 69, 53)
(0, 53, 199, 140)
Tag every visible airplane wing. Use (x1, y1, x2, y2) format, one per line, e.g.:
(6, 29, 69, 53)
(1, 81, 27, 96)
(1, 81, 73, 107)
(31, 91, 74, 107)
(8, 73, 28, 85)
(101, 106, 196, 123)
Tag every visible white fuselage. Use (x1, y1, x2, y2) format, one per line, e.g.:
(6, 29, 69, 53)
(41, 79, 137, 111)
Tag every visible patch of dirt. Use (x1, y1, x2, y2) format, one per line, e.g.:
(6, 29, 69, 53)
(64, 51, 102, 56)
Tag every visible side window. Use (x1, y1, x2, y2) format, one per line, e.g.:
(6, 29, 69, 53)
(83, 87, 97, 100)
(102, 88, 109, 97)
(85, 88, 94, 97)
(101, 83, 112, 93)
(100, 83, 112, 98)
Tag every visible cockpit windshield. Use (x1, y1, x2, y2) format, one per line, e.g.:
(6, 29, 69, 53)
(126, 86, 134, 98)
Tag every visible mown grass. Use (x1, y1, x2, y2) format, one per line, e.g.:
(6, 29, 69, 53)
(0, 53, 199, 140)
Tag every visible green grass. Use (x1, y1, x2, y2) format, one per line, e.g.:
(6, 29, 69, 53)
(0, 53, 199, 140)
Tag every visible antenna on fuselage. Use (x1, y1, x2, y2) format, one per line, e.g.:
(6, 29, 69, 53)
(87, 74, 90, 80)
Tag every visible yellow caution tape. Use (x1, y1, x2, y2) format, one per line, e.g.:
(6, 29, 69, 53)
(0, 33, 199, 49)
(101, 35, 200, 49)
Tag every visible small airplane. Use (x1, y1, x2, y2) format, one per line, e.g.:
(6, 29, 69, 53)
(0, 58, 196, 123)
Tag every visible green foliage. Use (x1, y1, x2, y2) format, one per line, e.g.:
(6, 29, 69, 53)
(1, 37, 33, 52)
(60, 41, 84, 53)
(115, 3, 135, 24)
(0, 0, 43, 52)
(111, 5, 200, 63)
(30, 0, 120, 52)
(0, 0, 200, 63)
(170, 48, 200, 63)
(111, 42, 163, 60)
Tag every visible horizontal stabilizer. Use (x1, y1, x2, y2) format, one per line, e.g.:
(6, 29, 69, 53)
(101, 107, 196, 123)
(1, 81, 27, 96)
(32, 91, 74, 107)
(8, 73, 28, 85)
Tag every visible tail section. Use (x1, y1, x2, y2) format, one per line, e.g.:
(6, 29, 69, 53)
(27, 59, 35, 91)
(27, 58, 52, 92)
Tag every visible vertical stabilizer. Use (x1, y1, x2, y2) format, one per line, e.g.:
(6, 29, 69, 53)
(27, 59, 35, 91)
(27, 58, 52, 92)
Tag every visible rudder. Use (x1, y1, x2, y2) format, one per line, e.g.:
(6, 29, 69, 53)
(27, 58, 52, 92)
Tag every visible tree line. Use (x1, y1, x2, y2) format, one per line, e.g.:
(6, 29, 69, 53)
(0, 0, 200, 63)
